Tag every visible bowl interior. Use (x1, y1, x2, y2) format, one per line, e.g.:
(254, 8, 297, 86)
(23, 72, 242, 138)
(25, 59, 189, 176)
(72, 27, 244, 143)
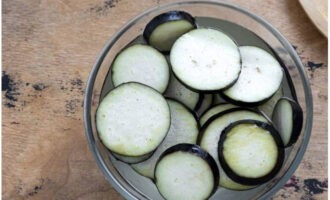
(84, 1, 312, 200)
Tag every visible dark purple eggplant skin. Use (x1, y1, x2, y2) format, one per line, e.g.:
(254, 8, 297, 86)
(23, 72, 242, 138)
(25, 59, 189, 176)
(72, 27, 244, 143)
(197, 107, 266, 145)
(219, 87, 280, 107)
(212, 94, 228, 104)
(168, 25, 242, 92)
(194, 93, 205, 111)
(218, 119, 285, 186)
(218, 42, 297, 107)
(272, 97, 303, 147)
(194, 93, 214, 116)
(143, 11, 197, 54)
(154, 143, 219, 197)
(171, 62, 241, 94)
(112, 151, 154, 164)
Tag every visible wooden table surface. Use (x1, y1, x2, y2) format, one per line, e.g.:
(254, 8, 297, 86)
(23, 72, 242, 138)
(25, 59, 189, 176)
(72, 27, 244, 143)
(2, 0, 327, 199)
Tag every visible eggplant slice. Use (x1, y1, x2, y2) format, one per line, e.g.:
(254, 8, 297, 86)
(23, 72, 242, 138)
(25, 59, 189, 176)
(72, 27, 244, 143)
(198, 108, 269, 190)
(195, 93, 213, 116)
(272, 97, 303, 147)
(132, 99, 199, 178)
(213, 93, 227, 105)
(112, 151, 153, 164)
(222, 46, 283, 105)
(258, 87, 284, 118)
(170, 28, 241, 91)
(200, 103, 238, 126)
(111, 44, 170, 93)
(218, 120, 284, 185)
(164, 72, 201, 110)
(96, 82, 170, 156)
(155, 143, 219, 200)
(144, 11, 196, 53)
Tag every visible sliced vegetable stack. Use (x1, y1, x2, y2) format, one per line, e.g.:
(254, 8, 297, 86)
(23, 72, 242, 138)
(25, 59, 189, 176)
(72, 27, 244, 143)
(95, 10, 304, 200)
(132, 99, 199, 178)
(198, 108, 269, 190)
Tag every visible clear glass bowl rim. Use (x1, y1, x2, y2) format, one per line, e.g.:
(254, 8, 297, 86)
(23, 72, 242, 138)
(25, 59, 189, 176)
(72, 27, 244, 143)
(83, 1, 313, 199)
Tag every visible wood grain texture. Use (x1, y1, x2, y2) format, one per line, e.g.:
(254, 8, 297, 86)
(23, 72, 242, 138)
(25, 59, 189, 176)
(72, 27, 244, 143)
(2, 0, 327, 199)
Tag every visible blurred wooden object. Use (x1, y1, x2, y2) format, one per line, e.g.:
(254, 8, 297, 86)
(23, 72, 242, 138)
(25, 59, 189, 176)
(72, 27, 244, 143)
(299, 0, 328, 37)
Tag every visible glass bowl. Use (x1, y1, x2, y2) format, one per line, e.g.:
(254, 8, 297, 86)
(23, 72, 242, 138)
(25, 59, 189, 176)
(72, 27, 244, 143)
(84, 1, 313, 199)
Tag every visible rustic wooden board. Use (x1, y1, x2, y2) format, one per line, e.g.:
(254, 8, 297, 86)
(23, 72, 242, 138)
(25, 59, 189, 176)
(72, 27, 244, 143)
(2, 0, 327, 199)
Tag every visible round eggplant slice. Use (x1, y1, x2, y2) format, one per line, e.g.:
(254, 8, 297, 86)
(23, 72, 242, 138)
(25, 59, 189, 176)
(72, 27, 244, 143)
(132, 99, 199, 178)
(258, 88, 284, 118)
(111, 44, 170, 93)
(272, 97, 303, 147)
(198, 108, 269, 190)
(164, 73, 201, 110)
(143, 11, 196, 53)
(170, 28, 241, 91)
(213, 93, 227, 104)
(155, 143, 219, 200)
(218, 120, 284, 185)
(222, 46, 283, 105)
(200, 103, 238, 126)
(96, 82, 170, 156)
(195, 93, 213, 116)
(112, 151, 153, 164)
